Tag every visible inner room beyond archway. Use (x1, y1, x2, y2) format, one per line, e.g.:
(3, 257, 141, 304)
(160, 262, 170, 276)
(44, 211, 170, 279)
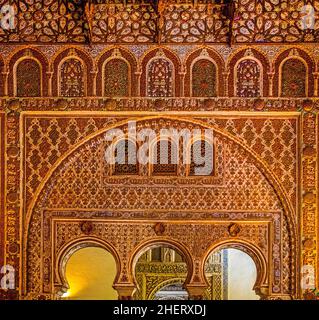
(205, 248, 259, 300)
(63, 247, 118, 300)
(134, 245, 188, 300)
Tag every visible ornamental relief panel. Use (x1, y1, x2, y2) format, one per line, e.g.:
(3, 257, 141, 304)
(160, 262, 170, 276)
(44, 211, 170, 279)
(42, 128, 281, 212)
(196, 117, 298, 212)
(0, 44, 317, 99)
(23, 117, 297, 298)
(0, 112, 4, 268)
(0, 1, 316, 301)
(15, 58, 41, 97)
(23, 116, 298, 214)
(59, 58, 86, 97)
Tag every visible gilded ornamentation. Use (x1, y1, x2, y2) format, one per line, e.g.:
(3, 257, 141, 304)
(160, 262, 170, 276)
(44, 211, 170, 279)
(80, 221, 94, 235)
(19, 117, 294, 299)
(0, 1, 318, 301)
(104, 59, 129, 97)
(59, 58, 85, 97)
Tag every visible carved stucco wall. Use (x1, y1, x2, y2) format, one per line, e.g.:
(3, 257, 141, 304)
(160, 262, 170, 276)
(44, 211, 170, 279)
(19, 116, 297, 299)
(0, 2, 317, 300)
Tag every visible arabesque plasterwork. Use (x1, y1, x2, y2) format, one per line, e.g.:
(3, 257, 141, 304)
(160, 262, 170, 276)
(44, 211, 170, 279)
(0, 0, 318, 301)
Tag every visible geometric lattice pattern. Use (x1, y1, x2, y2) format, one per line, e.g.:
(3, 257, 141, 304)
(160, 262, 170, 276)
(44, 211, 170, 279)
(1, 0, 316, 302)
(104, 59, 129, 97)
(1, 1, 319, 43)
(199, 117, 298, 211)
(23, 116, 298, 213)
(38, 121, 282, 212)
(147, 58, 173, 97)
(192, 59, 217, 97)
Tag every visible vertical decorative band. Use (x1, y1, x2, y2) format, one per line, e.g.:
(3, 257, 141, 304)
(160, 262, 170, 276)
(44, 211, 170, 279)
(301, 107, 318, 292)
(5, 100, 21, 297)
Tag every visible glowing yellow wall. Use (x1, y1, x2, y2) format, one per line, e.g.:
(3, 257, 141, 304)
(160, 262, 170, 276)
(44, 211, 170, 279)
(65, 247, 118, 300)
(227, 249, 259, 300)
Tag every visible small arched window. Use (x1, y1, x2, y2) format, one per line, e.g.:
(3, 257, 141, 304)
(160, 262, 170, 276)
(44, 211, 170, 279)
(192, 59, 217, 97)
(16, 58, 41, 97)
(113, 139, 138, 175)
(59, 58, 85, 97)
(189, 140, 214, 176)
(152, 140, 178, 175)
(281, 58, 307, 97)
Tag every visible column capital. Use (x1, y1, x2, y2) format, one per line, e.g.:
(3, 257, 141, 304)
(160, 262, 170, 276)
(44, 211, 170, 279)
(113, 283, 136, 300)
(185, 284, 208, 300)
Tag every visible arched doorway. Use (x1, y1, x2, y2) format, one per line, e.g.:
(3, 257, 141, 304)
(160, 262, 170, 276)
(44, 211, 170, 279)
(204, 243, 264, 300)
(55, 239, 121, 300)
(62, 247, 118, 300)
(133, 245, 188, 300)
(205, 248, 259, 300)
(226, 248, 258, 300)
